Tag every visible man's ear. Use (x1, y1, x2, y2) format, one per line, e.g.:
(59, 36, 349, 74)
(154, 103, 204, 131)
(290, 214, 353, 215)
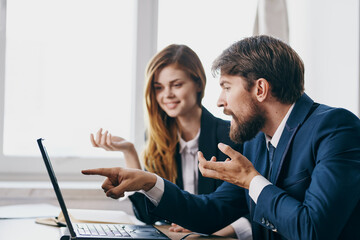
(253, 78, 270, 102)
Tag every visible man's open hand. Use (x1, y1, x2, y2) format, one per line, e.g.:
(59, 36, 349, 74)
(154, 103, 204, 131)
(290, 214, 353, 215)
(198, 143, 260, 189)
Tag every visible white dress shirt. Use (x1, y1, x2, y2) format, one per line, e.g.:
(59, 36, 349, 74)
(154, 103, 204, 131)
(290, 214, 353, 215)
(142, 129, 201, 202)
(179, 130, 200, 194)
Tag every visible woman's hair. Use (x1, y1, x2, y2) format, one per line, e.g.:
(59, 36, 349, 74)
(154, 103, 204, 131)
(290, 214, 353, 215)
(142, 44, 206, 183)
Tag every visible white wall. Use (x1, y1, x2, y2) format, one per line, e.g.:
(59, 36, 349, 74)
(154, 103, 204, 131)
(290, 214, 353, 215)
(287, 0, 359, 116)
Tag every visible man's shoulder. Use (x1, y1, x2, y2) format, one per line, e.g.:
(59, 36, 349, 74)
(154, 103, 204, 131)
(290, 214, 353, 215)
(307, 104, 359, 128)
(292, 104, 360, 155)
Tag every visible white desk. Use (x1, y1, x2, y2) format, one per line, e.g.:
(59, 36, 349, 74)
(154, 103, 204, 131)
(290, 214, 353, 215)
(0, 187, 235, 239)
(0, 218, 235, 240)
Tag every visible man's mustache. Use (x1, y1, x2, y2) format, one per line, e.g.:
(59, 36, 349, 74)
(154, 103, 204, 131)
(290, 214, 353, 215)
(223, 108, 237, 119)
(223, 108, 232, 116)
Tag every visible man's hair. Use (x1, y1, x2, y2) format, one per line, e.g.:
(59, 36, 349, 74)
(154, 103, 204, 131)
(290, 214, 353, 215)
(212, 35, 304, 104)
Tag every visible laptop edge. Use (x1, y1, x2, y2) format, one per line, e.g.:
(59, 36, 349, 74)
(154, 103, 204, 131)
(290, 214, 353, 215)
(37, 138, 169, 240)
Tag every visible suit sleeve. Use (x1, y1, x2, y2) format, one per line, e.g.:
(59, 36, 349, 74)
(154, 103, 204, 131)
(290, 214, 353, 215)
(253, 109, 360, 239)
(128, 192, 162, 224)
(146, 180, 249, 234)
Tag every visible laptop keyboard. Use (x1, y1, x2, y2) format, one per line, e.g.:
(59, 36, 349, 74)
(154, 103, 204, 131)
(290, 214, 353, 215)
(76, 223, 131, 237)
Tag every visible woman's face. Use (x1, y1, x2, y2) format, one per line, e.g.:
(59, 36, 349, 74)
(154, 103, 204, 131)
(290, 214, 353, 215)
(154, 65, 201, 118)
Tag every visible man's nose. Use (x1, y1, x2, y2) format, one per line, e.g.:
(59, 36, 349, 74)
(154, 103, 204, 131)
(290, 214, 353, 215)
(217, 91, 226, 108)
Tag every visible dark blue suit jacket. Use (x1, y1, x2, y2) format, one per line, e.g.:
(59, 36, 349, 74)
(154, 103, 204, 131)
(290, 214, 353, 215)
(147, 94, 360, 240)
(129, 107, 241, 224)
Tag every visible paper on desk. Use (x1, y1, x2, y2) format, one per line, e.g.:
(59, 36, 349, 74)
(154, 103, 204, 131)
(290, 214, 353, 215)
(62, 209, 134, 224)
(0, 203, 60, 219)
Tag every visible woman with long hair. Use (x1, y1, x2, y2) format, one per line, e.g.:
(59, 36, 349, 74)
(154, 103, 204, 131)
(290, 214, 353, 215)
(91, 44, 251, 239)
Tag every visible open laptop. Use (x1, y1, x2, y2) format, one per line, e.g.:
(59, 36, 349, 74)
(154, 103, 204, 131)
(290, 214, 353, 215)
(37, 138, 170, 240)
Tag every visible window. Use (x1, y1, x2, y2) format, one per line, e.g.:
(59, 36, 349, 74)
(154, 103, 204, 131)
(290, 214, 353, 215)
(0, 0, 157, 180)
(4, 0, 135, 158)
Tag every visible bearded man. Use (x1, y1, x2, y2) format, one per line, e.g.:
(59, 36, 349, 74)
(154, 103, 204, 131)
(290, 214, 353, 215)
(83, 35, 360, 240)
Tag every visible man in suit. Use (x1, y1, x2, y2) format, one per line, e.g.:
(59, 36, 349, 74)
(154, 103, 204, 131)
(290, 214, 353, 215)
(83, 35, 360, 239)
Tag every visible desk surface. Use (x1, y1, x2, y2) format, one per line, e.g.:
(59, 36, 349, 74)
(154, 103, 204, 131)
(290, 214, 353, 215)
(0, 218, 235, 240)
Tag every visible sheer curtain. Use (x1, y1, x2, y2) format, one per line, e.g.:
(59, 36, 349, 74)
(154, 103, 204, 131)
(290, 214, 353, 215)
(253, 0, 289, 43)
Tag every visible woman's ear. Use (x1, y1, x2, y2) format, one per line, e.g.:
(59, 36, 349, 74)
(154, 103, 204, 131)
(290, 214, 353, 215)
(254, 78, 270, 102)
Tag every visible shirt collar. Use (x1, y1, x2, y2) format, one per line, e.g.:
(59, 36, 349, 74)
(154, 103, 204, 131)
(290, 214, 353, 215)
(265, 104, 295, 149)
(179, 129, 201, 154)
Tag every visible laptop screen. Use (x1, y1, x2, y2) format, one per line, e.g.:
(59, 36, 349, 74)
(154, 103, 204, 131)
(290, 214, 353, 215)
(37, 138, 77, 238)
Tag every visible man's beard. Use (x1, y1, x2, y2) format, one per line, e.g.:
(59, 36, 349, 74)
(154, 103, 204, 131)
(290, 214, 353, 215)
(227, 100, 266, 144)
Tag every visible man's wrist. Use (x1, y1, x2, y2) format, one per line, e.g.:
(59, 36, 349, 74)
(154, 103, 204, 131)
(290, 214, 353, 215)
(249, 175, 271, 204)
(245, 171, 261, 189)
(141, 175, 165, 207)
(142, 172, 157, 192)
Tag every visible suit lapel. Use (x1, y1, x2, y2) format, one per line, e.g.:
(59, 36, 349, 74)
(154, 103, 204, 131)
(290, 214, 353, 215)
(269, 124, 299, 184)
(253, 134, 269, 177)
(197, 107, 218, 194)
(270, 94, 315, 184)
(175, 144, 184, 190)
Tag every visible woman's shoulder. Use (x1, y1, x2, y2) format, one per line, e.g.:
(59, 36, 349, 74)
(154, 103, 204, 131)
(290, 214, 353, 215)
(200, 107, 241, 149)
(201, 107, 230, 135)
(201, 107, 230, 126)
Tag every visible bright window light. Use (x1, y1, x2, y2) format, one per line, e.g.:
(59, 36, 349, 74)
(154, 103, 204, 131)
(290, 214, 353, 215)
(4, 0, 135, 157)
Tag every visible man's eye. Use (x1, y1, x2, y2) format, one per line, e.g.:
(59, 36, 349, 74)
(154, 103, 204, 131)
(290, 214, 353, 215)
(174, 83, 182, 88)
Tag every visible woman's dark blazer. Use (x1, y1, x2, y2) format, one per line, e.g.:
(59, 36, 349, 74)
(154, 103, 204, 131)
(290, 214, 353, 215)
(129, 107, 242, 224)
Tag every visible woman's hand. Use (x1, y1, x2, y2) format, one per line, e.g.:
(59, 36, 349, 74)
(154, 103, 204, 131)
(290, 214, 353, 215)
(90, 128, 141, 169)
(91, 128, 134, 153)
(168, 223, 192, 233)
